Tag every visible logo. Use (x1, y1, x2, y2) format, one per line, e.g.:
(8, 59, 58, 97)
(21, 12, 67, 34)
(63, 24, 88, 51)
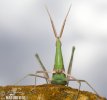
(5, 96, 28, 100)
(0, 88, 28, 100)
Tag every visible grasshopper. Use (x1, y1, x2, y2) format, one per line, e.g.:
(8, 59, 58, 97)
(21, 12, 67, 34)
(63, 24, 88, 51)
(15, 5, 100, 99)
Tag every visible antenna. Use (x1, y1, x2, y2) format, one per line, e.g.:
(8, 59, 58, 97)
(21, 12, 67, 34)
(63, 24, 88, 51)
(59, 5, 71, 38)
(46, 4, 71, 38)
(45, 6, 58, 38)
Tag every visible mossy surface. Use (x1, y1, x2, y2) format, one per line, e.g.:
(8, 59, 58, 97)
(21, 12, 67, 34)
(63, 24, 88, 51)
(0, 84, 106, 100)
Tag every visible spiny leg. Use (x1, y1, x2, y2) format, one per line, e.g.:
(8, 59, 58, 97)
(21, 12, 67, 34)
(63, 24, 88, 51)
(14, 53, 51, 86)
(67, 78, 81, 100)
(14, 74, 47, 86)
(67, 46, 75, 85)
(68, 77, 99, 100)
(77, 80, 99, 100)
(35, 53, 49, 83)
(35, 70, 54, 84)
(66, 46, 99, 99)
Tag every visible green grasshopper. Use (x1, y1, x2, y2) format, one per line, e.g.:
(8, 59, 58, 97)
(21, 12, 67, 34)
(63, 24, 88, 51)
(15, 5, 99, 99)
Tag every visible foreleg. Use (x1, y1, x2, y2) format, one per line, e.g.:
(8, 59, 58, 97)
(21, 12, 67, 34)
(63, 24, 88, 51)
(35, 70, 54, 84)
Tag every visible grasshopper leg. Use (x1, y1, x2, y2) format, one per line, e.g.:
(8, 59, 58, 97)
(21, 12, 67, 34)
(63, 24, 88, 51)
(77, 80, 99, 100)
(14, 74, 47, 86)
(35, 54, 49, 79)
(68, 78, 81, 100)
(35, 70, 53, 84)
(68, 77, 99, 100)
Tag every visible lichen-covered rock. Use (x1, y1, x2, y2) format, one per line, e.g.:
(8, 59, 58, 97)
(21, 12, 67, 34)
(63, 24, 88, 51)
(0, 84, 106, 100)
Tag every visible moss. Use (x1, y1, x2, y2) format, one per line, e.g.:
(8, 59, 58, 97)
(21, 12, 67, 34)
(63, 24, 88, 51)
(0, 84, 106, 100)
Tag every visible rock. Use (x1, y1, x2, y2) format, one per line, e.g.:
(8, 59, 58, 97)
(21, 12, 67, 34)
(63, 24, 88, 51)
(0, 84, 106, 100)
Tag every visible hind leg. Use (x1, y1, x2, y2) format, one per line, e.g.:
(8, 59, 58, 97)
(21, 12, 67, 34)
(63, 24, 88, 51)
(68, 77, 99, 100)
(14, 74, 48, 85)
(68, 78, 81, 100)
